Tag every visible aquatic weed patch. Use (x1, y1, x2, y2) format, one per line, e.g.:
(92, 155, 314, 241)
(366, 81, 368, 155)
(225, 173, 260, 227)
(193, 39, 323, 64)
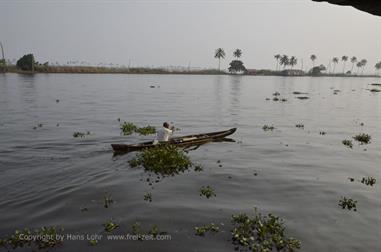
(73, 132, 86, 138)
(0, 226, 64, 250)
(231, 210, 301, 251)
(200, 186, 216, 199)
(103, 194, 114, 208)
(342, 140, 353, 149)
(295, 124, 304, 129)
(361, 176, 376, 186)
(339, 197, 357, 211)
(144, 192, 152, 202)
(103, 220, 119, 233)
(262, 125, 275, 131)
(194, 223, 219, 236)
(120, 122, 138, 135)
(353, 133, 371, 144)
(129, 145, 193, 178)
(135, 125, 156, 136)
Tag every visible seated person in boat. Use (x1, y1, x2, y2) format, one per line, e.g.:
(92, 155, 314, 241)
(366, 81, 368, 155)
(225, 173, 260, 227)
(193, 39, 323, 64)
(153, 122, 174, 144)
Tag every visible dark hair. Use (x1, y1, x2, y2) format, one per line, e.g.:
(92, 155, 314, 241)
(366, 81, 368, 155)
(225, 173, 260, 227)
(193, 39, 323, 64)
(163, 122, 169, 128)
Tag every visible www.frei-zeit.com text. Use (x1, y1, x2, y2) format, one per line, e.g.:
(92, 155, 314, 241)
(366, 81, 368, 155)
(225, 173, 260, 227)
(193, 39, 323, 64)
(18, 233, 172, 242)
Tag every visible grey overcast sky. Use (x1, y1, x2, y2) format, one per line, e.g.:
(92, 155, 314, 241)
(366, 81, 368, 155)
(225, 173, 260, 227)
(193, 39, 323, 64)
(1, 0, 380, 72)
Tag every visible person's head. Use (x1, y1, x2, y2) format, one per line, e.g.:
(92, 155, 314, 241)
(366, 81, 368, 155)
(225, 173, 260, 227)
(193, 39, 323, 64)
(163, 122, 169, 129)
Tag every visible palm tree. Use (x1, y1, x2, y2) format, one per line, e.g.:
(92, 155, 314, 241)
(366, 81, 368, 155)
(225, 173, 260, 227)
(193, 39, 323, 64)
(332, 57, 339, 73)
(360, 59, 367, 75)
(214, 48, 226, 71)
(356, 62, 363, 75)
(341, 56, 348, 73)
(233, 49, 242, 59)
(289, 56, 297, 69)
(280, 55, 289, 69)
(350, 56, 357, 73)
(310, 54, 317, 68)
(274, 54, 281, 71)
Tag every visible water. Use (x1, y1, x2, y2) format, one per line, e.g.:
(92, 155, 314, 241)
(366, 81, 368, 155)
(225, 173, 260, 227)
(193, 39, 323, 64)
(0, 73, 380, 251)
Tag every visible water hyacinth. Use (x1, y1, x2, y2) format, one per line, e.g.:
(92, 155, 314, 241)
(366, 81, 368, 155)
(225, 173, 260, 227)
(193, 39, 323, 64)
(135, 125, 156, 135)
(342, 140, 353, 149)
(339, 197, 357, 211)
(361, 176, 376, 186)
(128, 144, 193, 177)
(262, 125, 275, 131)
(200, 186, 216, 199)
(353, 133, 371, 144)
(120, 122, 137, 135)
(103, 220, 119, 232)
(231, 209, 301, 251)
(194, 223, 219, 236)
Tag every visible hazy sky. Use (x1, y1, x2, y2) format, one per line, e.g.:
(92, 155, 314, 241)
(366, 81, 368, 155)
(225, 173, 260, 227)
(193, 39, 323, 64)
(1, 0, 380, 72)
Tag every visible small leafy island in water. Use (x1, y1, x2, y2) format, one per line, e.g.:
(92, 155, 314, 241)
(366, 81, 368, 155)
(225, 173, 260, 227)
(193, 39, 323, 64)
(342, 140, 353, 149)
(273, 97, 279, 101)
(293, 91, 308, 95)
(135, 125, 156, 136)
(295, 124, 304, 129)
(262, 125, 275, 131)
(103, 220, 119, 232)
(73, 132, 86, 138)
(129, 145, 195, 180)
(144, 192, 152, 202)
(120, 122, 156, 135)
(338, 197, 357, 211)
(371, 83, 381, 86)
(296, 96, 309, 100)
(361, 176, 376, 186)
(0, 226, 64, 250)
(194, 223, 219, 236)
(273, 92, 280, 96)
(200, 186, 216, 199)
(353, 133, 371, 144)
(348, 177, 355, 182)
(369, 88, 380, 92)
(194, 164, 203, 172)
(319, 131, 327, 135)
(120, 122, 138, 135)
(103, 193, 114, 208)
(231, 209, 301, 251)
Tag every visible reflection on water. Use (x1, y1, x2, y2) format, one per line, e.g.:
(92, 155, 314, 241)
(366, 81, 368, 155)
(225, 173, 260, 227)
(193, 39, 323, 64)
(0, 73, 380, 252)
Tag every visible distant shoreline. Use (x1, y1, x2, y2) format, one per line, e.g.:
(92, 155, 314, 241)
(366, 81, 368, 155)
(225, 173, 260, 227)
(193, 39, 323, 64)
(1, 65, 380, 78)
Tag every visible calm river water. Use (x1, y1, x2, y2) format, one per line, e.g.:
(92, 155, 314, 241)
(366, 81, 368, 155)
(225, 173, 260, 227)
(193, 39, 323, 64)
(0, 73, 380, 251)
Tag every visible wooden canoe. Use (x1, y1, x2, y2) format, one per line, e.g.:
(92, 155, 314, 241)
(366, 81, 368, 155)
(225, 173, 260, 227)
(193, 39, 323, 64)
(111, 128, 237, 153)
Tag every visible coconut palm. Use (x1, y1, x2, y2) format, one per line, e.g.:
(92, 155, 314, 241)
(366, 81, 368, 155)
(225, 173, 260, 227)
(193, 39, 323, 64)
(233, 49, 242, 59)
(360, 59, 367, 75)
(274, 54, 281, 71)
(350, 56, 357, 73)
(214, 48, 226, 71)
(310, 54, 317, 68)
(332, 57, 339, 73)
(280, 55, 289, 69)
(356, 62, 363, 75)
(341, 56, 348, 73)
(289, 56, 297, 69)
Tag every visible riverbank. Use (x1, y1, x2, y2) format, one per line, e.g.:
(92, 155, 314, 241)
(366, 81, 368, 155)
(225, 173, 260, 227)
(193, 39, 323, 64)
(1, 65, 380, 78)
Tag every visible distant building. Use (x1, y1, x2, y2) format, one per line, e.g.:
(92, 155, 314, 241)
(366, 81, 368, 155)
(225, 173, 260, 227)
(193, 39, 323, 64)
(281, 69, 305, 76)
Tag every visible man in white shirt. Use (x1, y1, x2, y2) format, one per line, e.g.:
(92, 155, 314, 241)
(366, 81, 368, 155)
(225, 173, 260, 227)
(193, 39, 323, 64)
(153, 122, 174, 144)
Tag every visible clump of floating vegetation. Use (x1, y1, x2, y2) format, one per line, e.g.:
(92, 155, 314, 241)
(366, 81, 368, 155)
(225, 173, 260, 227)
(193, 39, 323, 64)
(135, 125, 156, 136)
(103, 194, 114, 208)
(342, 140, 353, 149)
(371, 83, 381, 86)
(200, 186, 216, 199)
(194, 223, 219, 236)
(295, 124, 304, 129)
(353, 133, 371, 144)
(262, 125, 275, 131)
(293, 91, 308, 95)
(120, 122, 156, 135)
(280, 98, 287, 102)
(296, 96, 309, 100)
(131, 222, 141, 235)
(231, 209, 301, 251)
(129, 145, 194, 178)
(148, 224, 167, 237)
(361, 176, 376, 186)
(273, 97, 279, 101)
(73, 132, 86, 138)
(0, 226, 64, 250)
(144, 192, 152, 202)
(369, 88, 380, 92)
(129, 223, 167, 239)
(103, 220, 119, 233)
(348, 177, 355, 182)
(194, 164, 203, 172)
(273, 92, 280, 96)
(338, 197, 357, 211)
(319, 131, 326, 135)
(120, 122, 138, 135)
(89, 239, 98, 246)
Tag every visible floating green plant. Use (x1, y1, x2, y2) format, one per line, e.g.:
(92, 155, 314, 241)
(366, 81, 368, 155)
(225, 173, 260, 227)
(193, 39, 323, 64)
(120, 122, 137, 135)
(144, 192, 152, 202)
(295, 124, 304, 129)
(194, 164, 203, 172)
(273, 92, 280, 96)
(280, 98, 287, 102)
(194, 223, 219, 236)
(103, 220, 119, 232)
(296, 96, 309, 100)
(370, 88, 380, 92)
(348, 177, 355, 182)
(339, 197, 357, 211)
(103, 194, 114, 208)
(73, 132, 86, 138)
(361, 176, 376, 186)
(135, 125, 156, 135)
(293, 91, 308, 95)
(148, 225, 167, 237)
(129, 145, 193, 178)
(319, 131, 326, 135)
(273, 97, 279, 101)
(353, 133, 371, 144)
(342, 140, 353, 149)
(371, 83, 381, 86)
(200, 186, 216, 199)
(89, 239, 98, 246)
(131, 222, 141, 235)
(231, 209, 301, 251)
(262, 125, 275, 131)
(0, 226, 64, 250)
